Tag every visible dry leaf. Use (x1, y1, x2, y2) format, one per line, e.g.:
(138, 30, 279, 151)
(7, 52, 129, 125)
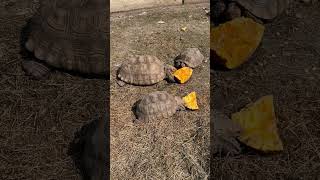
(181, 27, 187, 31)
(232, 95, 284, 152)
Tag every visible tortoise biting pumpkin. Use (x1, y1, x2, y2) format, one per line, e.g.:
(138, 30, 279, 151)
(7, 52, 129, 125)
(133, 91, 199, 122)
(23, 0, 108, 79)
(116, 48, 204, 86)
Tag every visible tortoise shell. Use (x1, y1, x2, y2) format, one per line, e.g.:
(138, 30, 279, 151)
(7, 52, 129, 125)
(134, 91, 183, 121)
(174, 48, 204, 68)
(74, 117, 107, 179)
(25, 0, 108, 75)
(232, 0, 289, 20)
(117, 55, 167, 85)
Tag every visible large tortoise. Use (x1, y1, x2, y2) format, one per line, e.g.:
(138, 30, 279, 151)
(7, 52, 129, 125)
(116, 55, 177, 86)
(22, 0, 108, 79)
(212, 0, 290, 24)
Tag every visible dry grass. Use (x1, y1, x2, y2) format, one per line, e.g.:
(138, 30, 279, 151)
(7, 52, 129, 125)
(0, 0, 107, 179)
(110, 4, 210, 179)
(210, 1, 320, 179)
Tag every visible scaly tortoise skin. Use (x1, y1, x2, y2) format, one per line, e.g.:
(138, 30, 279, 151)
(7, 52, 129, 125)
(174, 48, 204, 69)
(212, 110, 241, 156)
(117, 55, 177, 86)
(133, 91, 185, 122)
(212, 0, 289, 24)
(23, 0, 108, 79)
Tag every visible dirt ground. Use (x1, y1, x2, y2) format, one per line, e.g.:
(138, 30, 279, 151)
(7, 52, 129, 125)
(0, 0, 107, 179)
(210, 1, 320, 179)
(110, 3, 210, 179)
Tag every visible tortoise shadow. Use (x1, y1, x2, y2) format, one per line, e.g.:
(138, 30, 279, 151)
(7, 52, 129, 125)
(131, 100, 141, 121)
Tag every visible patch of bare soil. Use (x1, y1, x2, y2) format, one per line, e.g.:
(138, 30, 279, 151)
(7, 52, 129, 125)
(110, 4, 210, 179)
(0, 0, 107, 179)
(211, 1, 320, 179)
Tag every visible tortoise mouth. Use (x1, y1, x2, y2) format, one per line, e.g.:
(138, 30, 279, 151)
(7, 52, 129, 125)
(164, 65, 177, 82)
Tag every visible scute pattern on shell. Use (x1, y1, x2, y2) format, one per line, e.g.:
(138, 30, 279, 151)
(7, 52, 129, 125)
(233, 0, 289, 20)
(117, 55, 166, 85)
(134, 91, 180, 121)
(26, 0, 108, 75)
(174, 48, 204, 68)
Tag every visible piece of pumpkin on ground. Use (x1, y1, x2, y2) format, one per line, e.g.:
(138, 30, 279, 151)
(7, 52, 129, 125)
(231, 95, 283, 152)
(211, 17, 265, 69)
(182, 91, 199, 110)
(173, 67, 193, 84)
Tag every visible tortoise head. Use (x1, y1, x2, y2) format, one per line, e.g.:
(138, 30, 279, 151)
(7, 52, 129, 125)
(173, 55, 186, 69)
(164, 64, 177, 83)
(174, 96, 185, 111)
(225, 2, 242, 21)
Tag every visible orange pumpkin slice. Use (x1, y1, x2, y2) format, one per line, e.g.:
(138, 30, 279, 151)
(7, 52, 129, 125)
(173, 67, 193, 84)
(211, 17, 265, 69)
(182, 91, 199, 110)
(231, 95, 283, 152)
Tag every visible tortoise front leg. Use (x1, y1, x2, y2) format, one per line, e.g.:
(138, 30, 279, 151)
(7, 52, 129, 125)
(22, 60, 51, 80)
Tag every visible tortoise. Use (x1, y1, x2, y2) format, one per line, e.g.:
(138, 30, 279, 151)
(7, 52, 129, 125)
(174, 48, 204, 69)
(133, 91, 196, 122)
(212, 110, 241, 156)
(71, 116, 107, 180)
(22, 0, 108, 79)
(116, 55, 177, 86)
(212, 0, 289, 24)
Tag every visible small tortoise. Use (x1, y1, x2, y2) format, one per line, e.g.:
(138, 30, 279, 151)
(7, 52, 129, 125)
(133, 91, 197, 122)
(116, 55, 177, 86)
(174, 48, 204, 69)
(212, 0, 289, 24)
(23, 0, 108, 79)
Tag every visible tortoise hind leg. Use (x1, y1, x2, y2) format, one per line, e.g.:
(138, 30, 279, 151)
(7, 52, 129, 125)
(22, 60, 51, 80)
